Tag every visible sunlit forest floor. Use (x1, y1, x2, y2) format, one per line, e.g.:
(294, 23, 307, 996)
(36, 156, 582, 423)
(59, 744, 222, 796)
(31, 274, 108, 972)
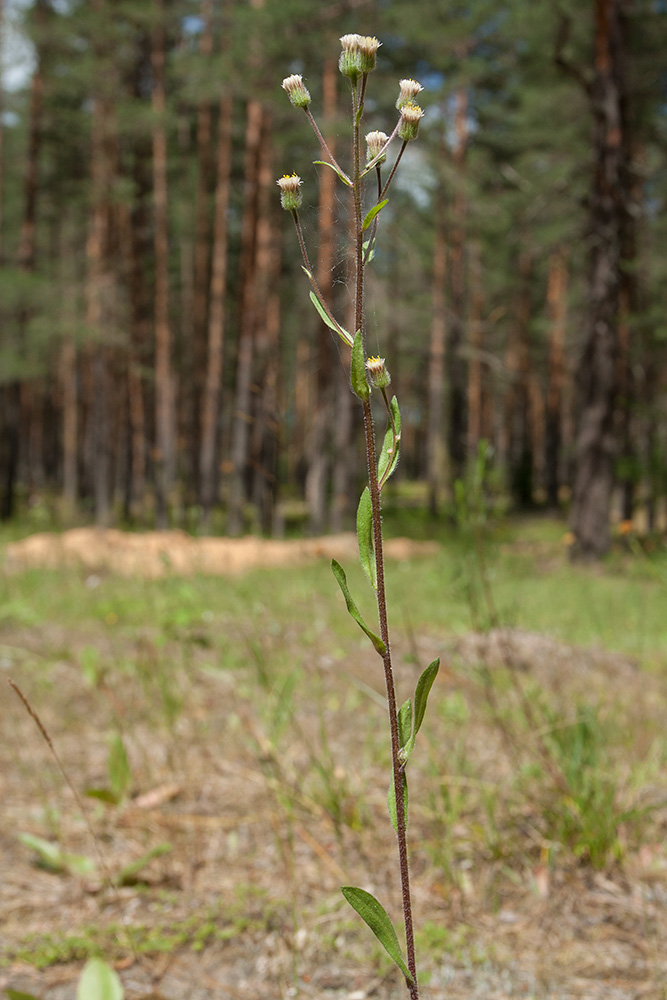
(1, 513, 667, 999)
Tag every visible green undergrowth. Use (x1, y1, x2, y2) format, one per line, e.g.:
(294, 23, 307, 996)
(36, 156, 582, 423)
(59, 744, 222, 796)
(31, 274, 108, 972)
(2, 515, 667, 665)
(1, 891, 284, 970)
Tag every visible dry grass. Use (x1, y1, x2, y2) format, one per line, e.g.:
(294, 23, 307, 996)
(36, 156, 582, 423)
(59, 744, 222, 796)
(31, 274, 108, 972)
(1, 530, 667, 999)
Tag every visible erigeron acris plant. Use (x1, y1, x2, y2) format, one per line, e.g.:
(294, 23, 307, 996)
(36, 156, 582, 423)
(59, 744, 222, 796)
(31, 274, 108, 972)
(279, 34, 439, 1000)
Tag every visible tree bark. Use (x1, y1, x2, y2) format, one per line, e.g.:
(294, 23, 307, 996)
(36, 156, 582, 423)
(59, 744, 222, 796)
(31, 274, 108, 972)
(427, 169, 447, 515)
(447, 84, 468, 485)
(199, 96, 233, 526)
(545, 249, 568, 507)
(151, 0, 174, 529)
(570, 0, 628, 559)
(226, 99, 263, 536)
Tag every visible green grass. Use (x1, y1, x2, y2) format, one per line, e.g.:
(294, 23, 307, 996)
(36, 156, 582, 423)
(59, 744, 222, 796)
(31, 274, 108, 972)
(2, 514, 667, 666)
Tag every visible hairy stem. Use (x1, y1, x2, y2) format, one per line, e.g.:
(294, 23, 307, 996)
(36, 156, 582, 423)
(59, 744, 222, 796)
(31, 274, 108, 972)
(352, 74, 418, 1000)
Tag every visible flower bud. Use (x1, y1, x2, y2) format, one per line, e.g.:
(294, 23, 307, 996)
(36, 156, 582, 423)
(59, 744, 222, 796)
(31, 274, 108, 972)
(365, 355, 391, 390)
(398, 102, 424, 142)
(365, 130, 389, 165)
(358, 35, 381, 73)
(281, 74, 311, 110)
(396, 78, 424, 110)
(276, 173, 303, 212)
(339, 33, 364, 81)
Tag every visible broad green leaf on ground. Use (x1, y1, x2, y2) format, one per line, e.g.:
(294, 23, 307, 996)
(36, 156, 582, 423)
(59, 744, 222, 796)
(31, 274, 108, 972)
(77, 958, 124, 1000)
(341, 886, 413, 982)
(330, 559, 385, 655)
(18, 833, 96, 877)
(108, 732, 131, 802)
(350, 330, 370, 401)
(113, 842, 172, 887)
(356, 487, 376, 589)
(362, 198, 389, 231)
(387, 770, 409, 833)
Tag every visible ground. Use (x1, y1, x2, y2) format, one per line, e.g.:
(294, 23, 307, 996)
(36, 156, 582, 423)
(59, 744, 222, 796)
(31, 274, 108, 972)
(1, 524, 666, 999)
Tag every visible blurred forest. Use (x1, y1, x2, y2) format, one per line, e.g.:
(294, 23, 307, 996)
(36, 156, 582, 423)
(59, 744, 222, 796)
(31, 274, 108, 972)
(0, 0, 665, 557)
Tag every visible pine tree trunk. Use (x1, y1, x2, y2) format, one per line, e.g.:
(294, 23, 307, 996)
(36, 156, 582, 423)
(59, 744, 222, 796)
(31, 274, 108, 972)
(227, 99, 263, 536)
(151, 0, 174, 529)
(200, 96, 233, 526)
(427, 174, 447, 515)
(447, 85, 468, 485)
(545, 249, 568, 507)
(570, 0, 628, 559)
(467, 241, 484, 457)
(504, 248, 533, 507)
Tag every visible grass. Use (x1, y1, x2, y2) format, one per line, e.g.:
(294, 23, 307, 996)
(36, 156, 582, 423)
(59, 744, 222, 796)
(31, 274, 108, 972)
(1, 512, 667, 992)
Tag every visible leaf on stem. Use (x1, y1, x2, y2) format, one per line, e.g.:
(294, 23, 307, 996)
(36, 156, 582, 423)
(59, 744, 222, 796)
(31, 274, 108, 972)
(387, 769, 409, 834)
(397, 698, 412, 749)
(350, 330, 370, 401)
(378, 396, 401, 485)
(362, 237, 376, 265)
(18, 833, 96, 877)
(403, 658, 440, 761)
(341, 886, 413, 983)
(313, 159, 353, 187)
(356, 487, 376, 590)
(77, 958, 124, 1000)
(362, 198, 389, 231)
(331, 559, 386, 655)
(308, 291, 351, 344)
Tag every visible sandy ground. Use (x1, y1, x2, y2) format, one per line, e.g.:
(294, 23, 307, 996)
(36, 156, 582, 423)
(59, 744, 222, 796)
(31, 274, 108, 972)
(4, 528, 439, 579)
(1, 531, 667, 999)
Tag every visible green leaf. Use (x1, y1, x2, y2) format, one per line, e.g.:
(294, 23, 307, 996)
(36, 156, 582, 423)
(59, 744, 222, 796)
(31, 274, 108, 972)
(362, 198, 389, 231)
(330, 559, 386, 656)
(397, 699, 412, 749)
(313, 159, 352, 187)
(77, 958, 124, 1000)
(403, 659, 440, 760)
(356, 487, 376, 590)
(6, 991, 42, 999)
(108, 733, 131, 803)
(350, 330, 370, 400)
(378, 396, 401, 484)
(341, 886, 413, 983)
(113, 842, 172, 887)
(85, 787, 120, 805)
(387, 770, 409, 833)
(362, 238, 376, 265)
(308, 291, 351, 346)
(18, 833, 96, 877)
(413, 658, 440, 737)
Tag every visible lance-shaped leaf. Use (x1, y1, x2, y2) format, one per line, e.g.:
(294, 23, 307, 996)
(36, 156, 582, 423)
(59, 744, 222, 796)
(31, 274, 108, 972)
(350, 330, 370, 400)
(387, 769, 409, 833)
(77, 958, 124, 1000)
(362, 198, 389, 231)
(308, 291, 352, 345)
(362, 237, 376, 265)
(313, 159, 353, 187)
(113, 842, 172, 887)
(356, 487, 376, 590)
(331, 559, 386, 655)
(397, 698, 412, 749)
(341, 886, 413, 983)
(403, 658, 440, 761)
(378, 396, 401, 485)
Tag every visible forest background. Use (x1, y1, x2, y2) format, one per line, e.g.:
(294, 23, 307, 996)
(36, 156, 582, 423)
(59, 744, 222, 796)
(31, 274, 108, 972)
(0, 0, 665, 558)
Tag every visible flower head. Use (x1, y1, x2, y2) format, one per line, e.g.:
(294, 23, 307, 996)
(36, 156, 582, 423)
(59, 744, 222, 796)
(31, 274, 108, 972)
(398, 102, 424, 142)
(339, 33, 381, 80)
(281, 74, 311, 110)
(396, 78, 424, 110)
(365, 130, 389, 165)
(277, 173, 303, 212)
(365, 355, 391, 389)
